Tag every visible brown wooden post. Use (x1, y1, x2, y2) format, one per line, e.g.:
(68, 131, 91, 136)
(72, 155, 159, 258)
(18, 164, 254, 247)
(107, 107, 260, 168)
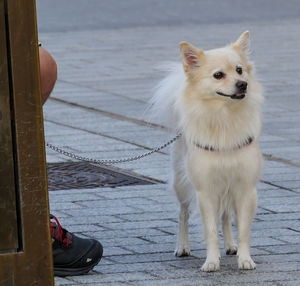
(0, 0, 54, 285)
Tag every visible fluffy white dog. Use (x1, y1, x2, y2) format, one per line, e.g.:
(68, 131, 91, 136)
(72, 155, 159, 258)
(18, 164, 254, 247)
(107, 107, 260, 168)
(150, 31, 263, 272)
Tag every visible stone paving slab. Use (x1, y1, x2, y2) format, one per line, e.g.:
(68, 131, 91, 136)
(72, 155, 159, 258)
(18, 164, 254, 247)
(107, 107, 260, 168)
(39, 16, 300, 286)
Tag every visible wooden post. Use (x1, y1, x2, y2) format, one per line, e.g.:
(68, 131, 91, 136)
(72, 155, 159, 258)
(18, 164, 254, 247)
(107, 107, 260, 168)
(0, 0, 54, 285)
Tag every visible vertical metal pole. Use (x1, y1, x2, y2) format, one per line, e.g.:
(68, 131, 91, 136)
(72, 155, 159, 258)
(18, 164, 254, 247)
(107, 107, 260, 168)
(0, 0, 54, 285)
(0, 0, 19, 253)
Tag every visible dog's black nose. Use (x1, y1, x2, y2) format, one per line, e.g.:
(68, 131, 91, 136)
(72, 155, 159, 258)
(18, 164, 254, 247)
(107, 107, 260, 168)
(236, 80, 248, 92)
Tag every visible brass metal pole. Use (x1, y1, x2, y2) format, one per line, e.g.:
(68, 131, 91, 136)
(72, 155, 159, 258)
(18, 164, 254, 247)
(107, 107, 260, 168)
(0, 0, 53, 284)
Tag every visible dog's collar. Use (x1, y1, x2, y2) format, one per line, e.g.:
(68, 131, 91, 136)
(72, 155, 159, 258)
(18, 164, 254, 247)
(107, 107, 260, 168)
(194, 136, 254, 152)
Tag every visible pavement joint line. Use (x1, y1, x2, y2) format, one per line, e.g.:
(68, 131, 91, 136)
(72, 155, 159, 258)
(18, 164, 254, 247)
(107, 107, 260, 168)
(260, 180, 298, 193)
(258, 211, 300, 217)
(264, 130, 300, 145)
(263, 153, 300, 168)
(258, 207, 278, 214)
(49, 96, 167, 131)
(286, 227, 300, 234)
(270, 237, 291, 244)
(88, 162, 166, 184)
(136, 237, 157, 244)
(254, 247, 275, 255)
(45, 118, 168, 156)
(56, 78, 148, 104)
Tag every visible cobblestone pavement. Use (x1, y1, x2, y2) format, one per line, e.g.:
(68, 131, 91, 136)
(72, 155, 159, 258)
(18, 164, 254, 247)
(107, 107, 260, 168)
(40, 17, 300, 286)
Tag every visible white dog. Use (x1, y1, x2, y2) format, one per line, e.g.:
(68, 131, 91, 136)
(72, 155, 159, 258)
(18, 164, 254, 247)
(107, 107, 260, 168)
(150, 31, 263, 272)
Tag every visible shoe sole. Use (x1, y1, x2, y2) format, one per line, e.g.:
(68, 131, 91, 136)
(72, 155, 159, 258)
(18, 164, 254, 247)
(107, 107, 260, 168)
(54, 257, 101, 277)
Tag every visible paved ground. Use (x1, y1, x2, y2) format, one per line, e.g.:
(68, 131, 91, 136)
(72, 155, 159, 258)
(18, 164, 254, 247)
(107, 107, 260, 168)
(38, 5, 300, 286)
(36, 0, 300, 32)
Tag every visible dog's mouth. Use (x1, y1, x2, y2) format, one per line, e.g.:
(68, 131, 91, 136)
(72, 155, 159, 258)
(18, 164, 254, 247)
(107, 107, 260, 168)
(216, 91, 246, 100)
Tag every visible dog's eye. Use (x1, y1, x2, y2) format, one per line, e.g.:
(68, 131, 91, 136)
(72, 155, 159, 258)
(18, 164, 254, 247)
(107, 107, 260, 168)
(213, 71, 225, 80)
(236, 66, 243, 75)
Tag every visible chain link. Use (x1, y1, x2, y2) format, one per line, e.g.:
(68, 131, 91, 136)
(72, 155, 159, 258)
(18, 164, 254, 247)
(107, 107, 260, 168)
(46, 133, 182, 165)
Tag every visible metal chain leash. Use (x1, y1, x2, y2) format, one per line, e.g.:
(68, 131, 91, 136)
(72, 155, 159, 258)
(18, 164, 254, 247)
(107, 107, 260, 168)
(46, 133, 182, 165)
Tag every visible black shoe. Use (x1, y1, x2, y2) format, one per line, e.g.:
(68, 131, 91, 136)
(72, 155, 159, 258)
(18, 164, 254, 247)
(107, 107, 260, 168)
(50, 214, 103, 277)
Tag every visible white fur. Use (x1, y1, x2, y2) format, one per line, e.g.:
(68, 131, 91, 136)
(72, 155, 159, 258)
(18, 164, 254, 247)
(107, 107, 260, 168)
(148, 63, 186, 130)
(150, 33, 263, 272)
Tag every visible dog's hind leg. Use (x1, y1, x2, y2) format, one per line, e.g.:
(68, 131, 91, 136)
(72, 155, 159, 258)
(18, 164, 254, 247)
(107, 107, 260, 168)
(175, 199, 191, 257)
(222, 212, 237, 255)
(174, 173, 194, 257)
(172, 139, 192, 257)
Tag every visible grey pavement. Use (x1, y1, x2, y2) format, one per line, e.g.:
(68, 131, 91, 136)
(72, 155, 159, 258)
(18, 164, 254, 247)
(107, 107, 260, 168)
(38, 2, 300, 285)
(36, 0, 300, 32)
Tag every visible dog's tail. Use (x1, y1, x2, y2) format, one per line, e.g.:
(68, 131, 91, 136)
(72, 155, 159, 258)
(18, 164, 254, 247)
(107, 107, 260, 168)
(146, 63, 186, 131)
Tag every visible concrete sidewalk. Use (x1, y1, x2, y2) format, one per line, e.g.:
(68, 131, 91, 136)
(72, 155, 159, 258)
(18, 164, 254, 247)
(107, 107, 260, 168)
(41, 18, 300, 285)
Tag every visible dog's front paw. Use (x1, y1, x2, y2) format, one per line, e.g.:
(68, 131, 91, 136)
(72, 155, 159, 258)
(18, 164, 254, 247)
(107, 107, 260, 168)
(201, 260, 220, 272)
(175, 245, 190, 257)
(238, 256, 256, 270)
(225, 244, 238, 255)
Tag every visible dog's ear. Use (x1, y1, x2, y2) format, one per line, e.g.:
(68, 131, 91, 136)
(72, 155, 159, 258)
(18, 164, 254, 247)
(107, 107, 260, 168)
(233, 31, 250, 56)
(180, 42, 204, 73)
